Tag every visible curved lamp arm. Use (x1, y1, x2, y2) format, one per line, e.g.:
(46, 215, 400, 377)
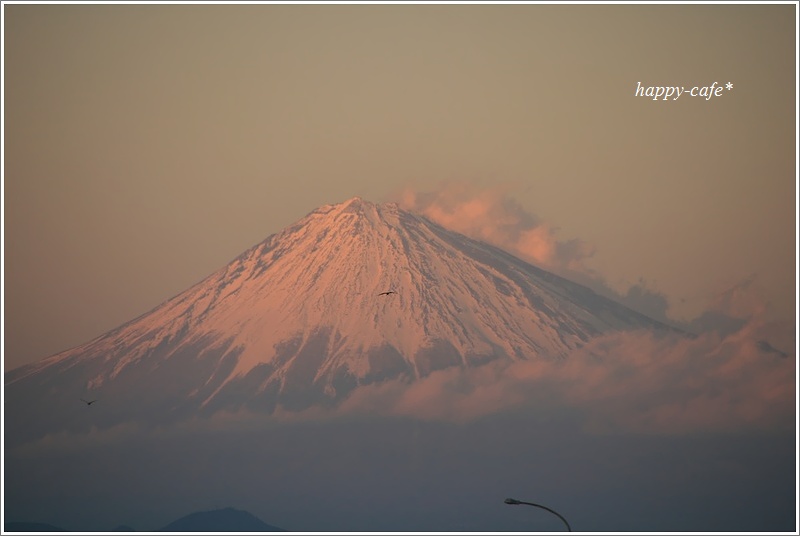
(504, 497, 572, 532)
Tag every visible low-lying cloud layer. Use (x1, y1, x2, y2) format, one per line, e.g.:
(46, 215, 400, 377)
(16, 286, 790, 451)
(18, 312, 793, 451)
(337, 318, 794, 434)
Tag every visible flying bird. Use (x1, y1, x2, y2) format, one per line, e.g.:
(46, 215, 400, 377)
(378, 290, 397, 296)
(80, 398, 97, 406)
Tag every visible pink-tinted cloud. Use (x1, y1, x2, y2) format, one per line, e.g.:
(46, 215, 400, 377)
(393, 182, 686, 326)
(337, 317, 795, 435)
(395, 182, 595, 272)
(393, 183, 789, 347)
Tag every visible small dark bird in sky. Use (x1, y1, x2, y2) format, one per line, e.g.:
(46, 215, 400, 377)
(80, 398, 97, 406)
(378, 290, 397, 296)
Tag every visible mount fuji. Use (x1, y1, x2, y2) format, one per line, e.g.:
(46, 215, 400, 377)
(5, 197, 672, 443)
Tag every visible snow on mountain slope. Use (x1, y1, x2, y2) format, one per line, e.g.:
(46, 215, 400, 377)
(5, 197, 672, 440)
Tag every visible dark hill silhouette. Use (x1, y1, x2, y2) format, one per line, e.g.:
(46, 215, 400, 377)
(159, 507, 283, 532)
(5, 521, 66, 531)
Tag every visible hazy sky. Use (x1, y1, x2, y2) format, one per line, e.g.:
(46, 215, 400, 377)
(3, 3, 796, 370)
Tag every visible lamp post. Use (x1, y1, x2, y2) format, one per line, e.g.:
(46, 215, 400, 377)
(504, 497, 572, 532)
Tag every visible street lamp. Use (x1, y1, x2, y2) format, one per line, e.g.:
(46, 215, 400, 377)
(504, 497, 572, 532)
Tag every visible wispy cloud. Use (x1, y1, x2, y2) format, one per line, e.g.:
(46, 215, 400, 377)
(395, 181, 595, 273)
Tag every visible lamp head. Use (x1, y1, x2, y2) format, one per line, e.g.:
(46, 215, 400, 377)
(504, 498, 522, 505)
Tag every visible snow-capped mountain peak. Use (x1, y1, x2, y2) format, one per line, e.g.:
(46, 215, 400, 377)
(6, 197, 669, 438)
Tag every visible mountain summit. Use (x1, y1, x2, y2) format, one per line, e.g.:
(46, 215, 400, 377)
(6, 197, 668, 441)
